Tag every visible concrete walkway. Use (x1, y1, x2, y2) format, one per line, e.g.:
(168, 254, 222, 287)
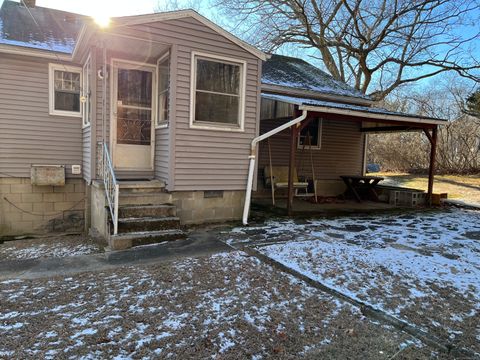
(0, 230, 231, 280)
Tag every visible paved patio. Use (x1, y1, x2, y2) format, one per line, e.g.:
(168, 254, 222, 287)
(253, 198, 397, 217)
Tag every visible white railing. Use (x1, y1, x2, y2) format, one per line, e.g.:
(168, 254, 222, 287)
(101, 142, 119, 235)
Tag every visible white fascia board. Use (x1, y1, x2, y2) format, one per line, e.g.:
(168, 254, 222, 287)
(0, 43, 72, 61)
(299, 105, 446, 126)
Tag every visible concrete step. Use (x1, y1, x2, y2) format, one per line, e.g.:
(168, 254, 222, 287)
(118, 180, 165, 189)
(117, 216, 181, 233)
(118, 180, 167, 194)
(110, 229, 185, 250)
(119, 192, 172, 206)
(118, 204, 176, 218)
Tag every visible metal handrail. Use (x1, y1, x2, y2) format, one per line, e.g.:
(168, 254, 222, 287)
(101, 142, 119, 235)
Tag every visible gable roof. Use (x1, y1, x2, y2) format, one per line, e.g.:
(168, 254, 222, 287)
(262, 54, 371, 104)
(109, 10, 267, 61)
(0, 0, 84, 54)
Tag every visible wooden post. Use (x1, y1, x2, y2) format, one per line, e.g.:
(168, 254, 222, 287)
(426, 126, 438, 206)
(287, 125, 298, 215)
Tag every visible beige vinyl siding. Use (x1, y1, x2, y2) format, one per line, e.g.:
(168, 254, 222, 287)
(155, 127, 169, 183)
(123, 17, 261, 191)
(257, 119, 365, 183)
(82, 126, 91, 181)
(89, 17, 261, 186)
(0, 54, 83, 178)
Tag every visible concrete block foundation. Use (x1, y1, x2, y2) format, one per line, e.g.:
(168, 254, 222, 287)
(0, 178, 86, 236)
(172, 190, 245, 225)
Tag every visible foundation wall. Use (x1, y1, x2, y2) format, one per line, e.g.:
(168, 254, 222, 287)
(0, 178, 85, 236)
(90, 182, 109, 239)
(254, 179, 347, 198)
(172, 190, 245, 225)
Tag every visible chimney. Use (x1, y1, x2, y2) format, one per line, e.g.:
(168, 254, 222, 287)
(23, 0, 36, 8)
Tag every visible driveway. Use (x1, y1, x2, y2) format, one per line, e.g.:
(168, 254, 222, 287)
(0, 251, 433, 359)
(226, 208, 480, 356)
(1, 208, 478, 358)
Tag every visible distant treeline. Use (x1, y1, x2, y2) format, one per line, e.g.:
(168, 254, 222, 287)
(368, 116, 480, 174)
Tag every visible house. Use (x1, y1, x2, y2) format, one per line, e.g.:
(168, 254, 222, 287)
(0, 1, 446, 249)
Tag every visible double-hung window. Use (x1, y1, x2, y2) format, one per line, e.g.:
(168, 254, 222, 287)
(190, 52, 245, 131)
(82, 56, 92, 127)
(49, 63, 82, 117)
(156, 53, 170, 127)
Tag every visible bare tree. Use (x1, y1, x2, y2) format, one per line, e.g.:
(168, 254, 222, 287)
(214, 0, 480, 100)
(368, 80, 480, 173)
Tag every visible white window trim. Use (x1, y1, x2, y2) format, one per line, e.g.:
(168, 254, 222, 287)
(189, 51, 246, 132)
(49, 63, 82, 117)
(156, 51, 170, 129)
(81, 54, 92, 128)
(297, 118, 323, 150)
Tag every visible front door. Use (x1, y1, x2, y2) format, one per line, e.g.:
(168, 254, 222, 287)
(112, 60, 155, 170)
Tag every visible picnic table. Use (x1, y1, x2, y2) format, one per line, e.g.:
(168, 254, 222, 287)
(340, 175, 384, 203)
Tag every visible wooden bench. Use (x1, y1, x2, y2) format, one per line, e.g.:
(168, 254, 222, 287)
(264, 166, 309, 205)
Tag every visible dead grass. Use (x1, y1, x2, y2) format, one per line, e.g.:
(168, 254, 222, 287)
(373, 172, 480, 203)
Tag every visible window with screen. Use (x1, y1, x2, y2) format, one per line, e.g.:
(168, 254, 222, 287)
(157, 54, 170, 126)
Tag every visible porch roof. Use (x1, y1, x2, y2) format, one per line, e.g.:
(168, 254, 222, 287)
(261, 93, 447, 128)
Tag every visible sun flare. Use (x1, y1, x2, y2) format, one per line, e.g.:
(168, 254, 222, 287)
(93, 14, 110, 28)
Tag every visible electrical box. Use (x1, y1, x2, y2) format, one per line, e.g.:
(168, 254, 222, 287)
(72, 165, 82, 175)
(31, 165, 65, 186)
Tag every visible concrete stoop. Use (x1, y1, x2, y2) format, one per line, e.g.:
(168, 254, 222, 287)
(108, 182, 185, 250)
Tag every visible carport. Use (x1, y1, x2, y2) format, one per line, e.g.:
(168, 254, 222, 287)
(242, 93, 447, 224)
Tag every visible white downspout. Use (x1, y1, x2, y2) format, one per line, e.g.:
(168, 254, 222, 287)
(242, 110, 308, 225)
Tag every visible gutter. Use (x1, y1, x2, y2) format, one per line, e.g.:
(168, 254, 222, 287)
(242, 110, 308, 225)
(0, 43, 72, 61)
(299, 105, 446, 126)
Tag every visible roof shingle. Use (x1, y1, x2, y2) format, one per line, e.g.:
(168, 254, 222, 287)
(0, 0, 84, 54)
(262, 54, 370, 101)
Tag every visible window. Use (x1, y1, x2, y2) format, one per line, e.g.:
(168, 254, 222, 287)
(82, 56, 92, 127)
(49, 64, 81, 117)
(156, 53, 170, 127)
(190, 52, 245, 131)
(298, 118, 322, 149)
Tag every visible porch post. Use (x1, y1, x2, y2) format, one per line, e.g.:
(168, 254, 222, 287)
(287, 125, 298, 215)
(426, 126, 438, 206)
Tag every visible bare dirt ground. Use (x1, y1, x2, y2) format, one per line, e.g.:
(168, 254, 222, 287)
(225, 208, 480, 356)
(0, 234, 103, 261)
(375, 172, 480, 204)
(0, 251, 440, 359)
